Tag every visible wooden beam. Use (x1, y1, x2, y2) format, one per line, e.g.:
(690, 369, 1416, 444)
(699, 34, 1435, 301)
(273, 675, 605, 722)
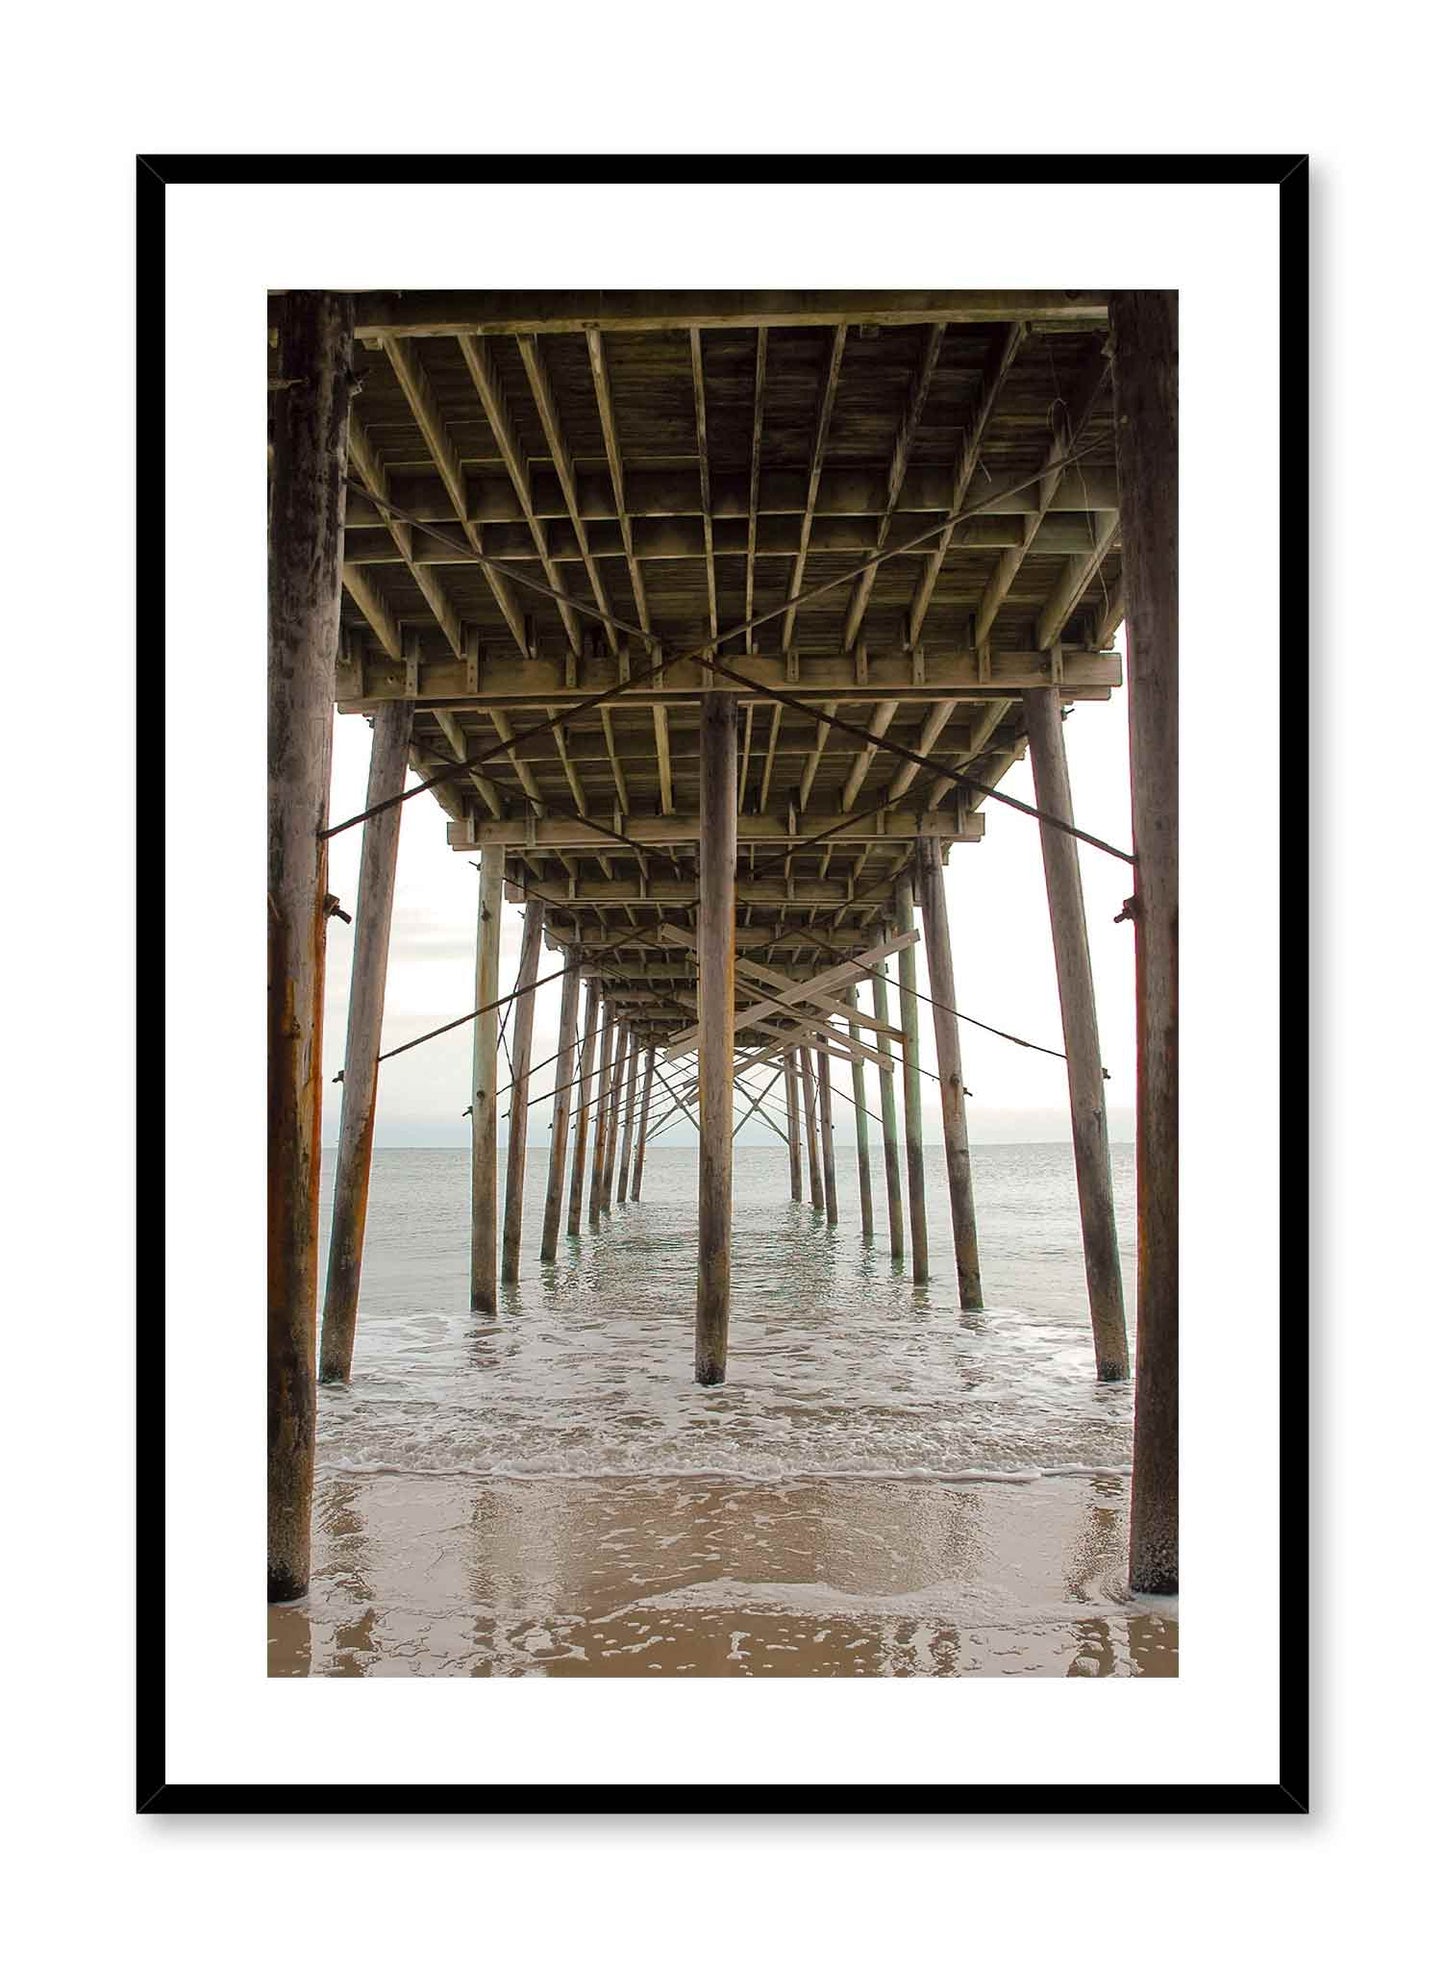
(695, 693, 738, 1384)
(319, 700, 412, 1384)
(381, 334, 532, 659)
(501, 897, 544, 1284)
(616, 1032, 641, 1204)
(587, 1004, 616, 1230)
(798, 700, 838, 812)
(341, 648, 1122, 710)
(348, 420, 464, 655)
(1024, 687, 1129, 1378)
(784, 1047, 803, 1201)
(566, 980, 600, 1239)
(433, 705, 504, 817)
(1037, 512, 1122, 650)
(450, 809, 982, 851)
(840, 700, 899, 811)
(327, 290, 1114, 339)
(914, 839, 983, 1308)
(664, 929, 919, 1059)
(799, 1047, 824, 1209)
(909, 322, 1025, 648)
(601, 1026, 629, 1204)
(540, 960, 581, 1262)
(267, 290, 353, 1604)
(345, 460, 1120, 535)
(471, 847, 505, 1312)
(843, 324, 945, 651)
(845, 985, 874, 1239)
(1112, 290, 1179, 1596)
(871, 968, 906, 1261)
(630, 1046, 655, 1200)
(815, 1045, 839, 1225)
(782, 327, 848, 661)
(690, 329, 719, 645)
(973, 350, 1113, 656)
(743, 328, 768, 651)
(893, 877, 929, 1285)
(517, 333, 623, 656)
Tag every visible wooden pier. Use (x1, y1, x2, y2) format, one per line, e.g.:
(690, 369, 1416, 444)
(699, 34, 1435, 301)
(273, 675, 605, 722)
(268, 288, 1177, 1602)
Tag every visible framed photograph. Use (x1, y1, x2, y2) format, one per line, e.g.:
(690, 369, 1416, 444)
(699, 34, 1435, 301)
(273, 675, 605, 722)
(142, 153, 1304, 1810)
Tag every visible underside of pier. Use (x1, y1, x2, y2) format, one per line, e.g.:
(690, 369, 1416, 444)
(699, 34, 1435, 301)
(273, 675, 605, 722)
(267, 287, 1176, 1604)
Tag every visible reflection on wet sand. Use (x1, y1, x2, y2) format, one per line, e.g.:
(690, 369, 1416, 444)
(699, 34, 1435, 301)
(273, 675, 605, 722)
(268, 1471, 1177, 1678)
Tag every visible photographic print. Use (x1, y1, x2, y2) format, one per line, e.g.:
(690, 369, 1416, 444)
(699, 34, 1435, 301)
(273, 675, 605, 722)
(144, 156, 1302, 1808)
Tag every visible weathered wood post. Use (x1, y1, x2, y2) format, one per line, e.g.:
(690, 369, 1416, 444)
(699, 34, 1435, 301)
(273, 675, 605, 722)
(1112, 290, 1179, 1593)
(501, 896, 544, 1284)
(539, 957, 580, 1262)
(893, 875, 930, 1284)
(588, 1003, 615, 1230)
(267, 290, 353, 1603)
(914, 839, 983, 1308)
(567, 979, 599, 1238)
(799, 1046, 825, 1209)
(844, 985, 875, 1239)
(616, 1031, 641, 1203)
(815, 1045, 839, 1226)
(601, 1026, 629, 1205)
(319, 700, 412, 1383)
(1024, 688, 1130, 1379)
(870, 968, 906, 1261)
(471, 846, 505, 1312)
(695, 691, 738, 1385)
(630, 1045, 656, 1200)
(783, 1047, 804, 1201)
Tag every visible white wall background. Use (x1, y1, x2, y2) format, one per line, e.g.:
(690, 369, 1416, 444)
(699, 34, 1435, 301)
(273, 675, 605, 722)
(1, 16, 1434, 1969)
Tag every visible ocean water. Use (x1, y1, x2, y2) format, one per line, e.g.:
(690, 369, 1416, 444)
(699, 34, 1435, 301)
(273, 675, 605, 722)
(316, 1141, 1138, 1485)
(269, 1139, 1176, 1678)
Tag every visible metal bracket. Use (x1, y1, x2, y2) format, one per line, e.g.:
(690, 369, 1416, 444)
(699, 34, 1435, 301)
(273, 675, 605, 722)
(403, 628, 420, 700)
(464, 627, 481, 696)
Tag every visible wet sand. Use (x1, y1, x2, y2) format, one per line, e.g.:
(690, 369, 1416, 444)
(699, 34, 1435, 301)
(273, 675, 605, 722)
(269, 1468, 1177, 1677)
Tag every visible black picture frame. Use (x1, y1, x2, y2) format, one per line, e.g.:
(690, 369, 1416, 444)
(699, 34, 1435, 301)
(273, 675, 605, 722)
(138, 150, 1307, 1815)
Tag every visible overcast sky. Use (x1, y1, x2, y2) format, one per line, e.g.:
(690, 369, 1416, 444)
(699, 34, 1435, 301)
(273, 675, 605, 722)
(320, 654, 1137, 1149)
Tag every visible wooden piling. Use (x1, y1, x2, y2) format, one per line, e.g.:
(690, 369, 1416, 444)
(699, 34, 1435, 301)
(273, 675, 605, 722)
(914, 839, 983, 1308)
(816, 1046, 840, 1226)
(1112, 290, 1179, 1594)
(616, 1031, 641, 1203)
(1024, 687, 1130, 1380)
(799, 1046, 825, 1209)
(893, 875, 930, 1285)
(844, 985, 875, 1239)
(319, 700, 413, 1383)
(471, 846, 505, 1312)
(601, 1026, 629, 1204)
(870, 969, 906, 1262)
(539, 958, 580, 1262)
(630, 1046, 656, 1200)
(588, 1004, 615, 1229)
(501, 896, 544, 1284)
(783, 1047, 804, 1201)
(695, 691, 738, 1385)
(267, 289, 353, 1603)
(566, 980, 599, 1239)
